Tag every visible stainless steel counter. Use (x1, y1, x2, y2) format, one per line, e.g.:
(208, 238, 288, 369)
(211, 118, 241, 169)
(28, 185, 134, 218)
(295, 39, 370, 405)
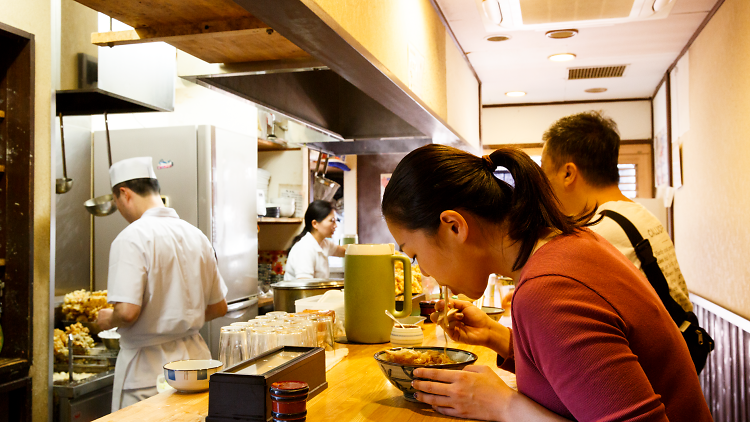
(54, 370, 114, 422)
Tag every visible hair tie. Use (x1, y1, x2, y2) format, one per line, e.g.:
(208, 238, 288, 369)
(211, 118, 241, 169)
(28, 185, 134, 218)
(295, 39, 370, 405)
(482, 155, 495, 171)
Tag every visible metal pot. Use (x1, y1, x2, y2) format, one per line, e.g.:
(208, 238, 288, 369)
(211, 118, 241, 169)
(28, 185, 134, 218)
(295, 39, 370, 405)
(270, 278, 344, 312)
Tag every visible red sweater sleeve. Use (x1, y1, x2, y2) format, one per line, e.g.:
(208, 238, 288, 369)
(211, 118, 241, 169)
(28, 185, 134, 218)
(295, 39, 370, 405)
(512, 275, 668, 422)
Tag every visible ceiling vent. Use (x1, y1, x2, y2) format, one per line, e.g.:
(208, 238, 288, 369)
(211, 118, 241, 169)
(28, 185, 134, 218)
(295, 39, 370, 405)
(568, 65, 627, 80)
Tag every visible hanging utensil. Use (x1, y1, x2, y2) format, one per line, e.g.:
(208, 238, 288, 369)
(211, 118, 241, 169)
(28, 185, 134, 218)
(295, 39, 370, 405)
(83, 112, 116, 216)
(55, 113, 74, 194)
(312, 152, 340, 202)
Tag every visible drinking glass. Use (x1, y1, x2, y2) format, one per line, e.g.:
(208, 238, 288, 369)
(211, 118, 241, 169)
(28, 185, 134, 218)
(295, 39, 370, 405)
(268, 320, 291, 328)
(277, 328, 305, 347)
(267, 311, 288, 319)
(289, 319, 315, 347)
(310, 315, 334, 351)
(250, 327, 278, 357)
(219, 326, 248, 368)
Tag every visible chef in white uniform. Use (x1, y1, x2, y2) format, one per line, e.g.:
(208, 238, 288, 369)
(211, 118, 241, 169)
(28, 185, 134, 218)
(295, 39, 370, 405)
(97, 157, 228, 411)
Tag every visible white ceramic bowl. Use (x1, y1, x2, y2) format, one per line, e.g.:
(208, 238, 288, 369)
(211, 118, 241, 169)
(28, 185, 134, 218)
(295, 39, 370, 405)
(277, 202, 295, 217)
(390, 325, 424, 347)
(162, 359, 224, 392)
(481, 306, 505, 322)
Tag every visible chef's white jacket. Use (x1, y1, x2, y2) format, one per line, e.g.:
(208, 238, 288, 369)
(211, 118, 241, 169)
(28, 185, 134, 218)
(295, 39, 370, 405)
(107, 207, 227, 410)
(284, 232, 338, 280)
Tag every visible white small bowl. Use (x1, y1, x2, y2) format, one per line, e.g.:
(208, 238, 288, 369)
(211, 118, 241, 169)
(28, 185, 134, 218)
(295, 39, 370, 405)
(390, 325, 424, 347)
(162, 359, 223, 392)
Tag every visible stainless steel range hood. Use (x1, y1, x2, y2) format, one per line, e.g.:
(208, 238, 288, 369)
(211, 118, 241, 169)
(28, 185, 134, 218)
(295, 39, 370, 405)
(178, 0, 473, 155)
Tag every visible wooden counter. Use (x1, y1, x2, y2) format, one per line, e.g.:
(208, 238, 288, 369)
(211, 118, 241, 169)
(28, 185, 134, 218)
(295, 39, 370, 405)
(94, 324, 512, 421)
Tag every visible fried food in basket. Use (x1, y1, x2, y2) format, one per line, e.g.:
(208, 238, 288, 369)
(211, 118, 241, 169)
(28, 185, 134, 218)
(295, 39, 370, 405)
(62, 289, 113, 322)
(53, 323, 96, 362)
(381, 348, 456, 365)
(395, 261, 423, 296)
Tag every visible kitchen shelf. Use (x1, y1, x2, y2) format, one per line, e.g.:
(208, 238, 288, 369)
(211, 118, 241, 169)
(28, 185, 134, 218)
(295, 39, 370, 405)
(258, 217, 302, 224)
(77, 0, 309, 64)
(56, 88, 170, 116)
(258, 138, 299, 152)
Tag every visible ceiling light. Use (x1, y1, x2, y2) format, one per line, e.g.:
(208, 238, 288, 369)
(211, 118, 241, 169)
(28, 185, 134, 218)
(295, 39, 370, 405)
(585, 88, 608, 93)
(482, 0, 503, 25)
(505, 91, 526, 97)
(545, 29, 578, 39)
(485, 35, 511, 42)
(549, 53, 576, 62)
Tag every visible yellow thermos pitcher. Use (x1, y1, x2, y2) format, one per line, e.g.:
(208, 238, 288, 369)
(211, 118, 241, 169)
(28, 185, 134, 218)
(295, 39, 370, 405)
(344, 244, 412, 343)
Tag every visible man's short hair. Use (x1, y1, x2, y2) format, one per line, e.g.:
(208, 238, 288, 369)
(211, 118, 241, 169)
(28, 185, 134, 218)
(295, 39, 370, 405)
(112, 178, 161, 198)
(543, 111, 621, 187)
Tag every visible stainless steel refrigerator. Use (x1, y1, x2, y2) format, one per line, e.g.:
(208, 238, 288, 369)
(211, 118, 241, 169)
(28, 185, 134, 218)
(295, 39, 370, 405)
(93, 125, 259, 358)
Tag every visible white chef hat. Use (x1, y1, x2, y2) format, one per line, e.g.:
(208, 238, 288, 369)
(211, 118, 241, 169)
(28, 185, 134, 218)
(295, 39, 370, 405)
(109, 157, 157, 188)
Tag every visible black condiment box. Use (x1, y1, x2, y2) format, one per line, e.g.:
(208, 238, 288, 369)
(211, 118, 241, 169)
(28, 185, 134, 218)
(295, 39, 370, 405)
(206, 346, 327, 422)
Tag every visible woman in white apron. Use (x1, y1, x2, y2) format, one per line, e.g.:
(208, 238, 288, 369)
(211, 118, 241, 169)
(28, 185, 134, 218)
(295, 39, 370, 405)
(284, 200, 347, 280)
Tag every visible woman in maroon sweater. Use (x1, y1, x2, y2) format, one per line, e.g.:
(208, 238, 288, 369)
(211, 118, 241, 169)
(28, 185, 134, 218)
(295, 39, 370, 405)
(381, 144, 712, 422)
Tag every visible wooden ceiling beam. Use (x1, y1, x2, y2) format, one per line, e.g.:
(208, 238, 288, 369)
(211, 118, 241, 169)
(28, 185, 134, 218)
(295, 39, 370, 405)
(92, 17, 270, 47)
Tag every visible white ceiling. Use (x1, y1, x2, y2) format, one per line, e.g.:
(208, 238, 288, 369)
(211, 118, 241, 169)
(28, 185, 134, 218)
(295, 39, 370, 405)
(436, 0, 719, 105)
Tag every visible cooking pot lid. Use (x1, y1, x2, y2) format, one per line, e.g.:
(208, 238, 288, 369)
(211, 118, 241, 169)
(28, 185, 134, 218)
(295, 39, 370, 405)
(270, 278, 344, 289)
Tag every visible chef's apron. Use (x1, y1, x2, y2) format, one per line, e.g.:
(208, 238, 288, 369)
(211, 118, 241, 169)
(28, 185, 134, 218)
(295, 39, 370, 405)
(111, 331, 208, 412)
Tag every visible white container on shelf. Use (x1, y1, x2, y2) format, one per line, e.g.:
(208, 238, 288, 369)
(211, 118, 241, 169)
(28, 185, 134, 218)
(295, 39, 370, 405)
(256, 189, 266, 216)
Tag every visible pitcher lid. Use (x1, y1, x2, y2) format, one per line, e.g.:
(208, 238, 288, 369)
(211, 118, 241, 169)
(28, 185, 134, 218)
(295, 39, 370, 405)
(270, 279, 344, 289)
(345, 243, 395, 255)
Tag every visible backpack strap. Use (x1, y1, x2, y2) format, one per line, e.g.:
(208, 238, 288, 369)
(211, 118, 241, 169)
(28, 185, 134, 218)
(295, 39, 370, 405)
(600, 209, 688, 325)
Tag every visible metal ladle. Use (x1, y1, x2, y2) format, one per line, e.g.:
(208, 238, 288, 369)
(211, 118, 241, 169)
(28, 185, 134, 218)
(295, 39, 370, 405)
(83, 112, 116, 216)
(55, 113, 74, 194)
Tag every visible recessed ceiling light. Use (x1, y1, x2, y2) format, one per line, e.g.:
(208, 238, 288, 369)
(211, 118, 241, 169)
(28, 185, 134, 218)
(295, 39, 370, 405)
(585, 88, 608, 93)
(505, 91, 526, 97)
(485, 35, 512, 42)
(549, 53, 576, 62)
(546, 29, 578, 39)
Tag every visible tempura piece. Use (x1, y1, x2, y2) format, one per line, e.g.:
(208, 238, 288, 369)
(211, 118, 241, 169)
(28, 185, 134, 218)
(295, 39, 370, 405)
(395, 261, 423, 296)
(381, 348, 457, 365)
(62, 289, 113, 322)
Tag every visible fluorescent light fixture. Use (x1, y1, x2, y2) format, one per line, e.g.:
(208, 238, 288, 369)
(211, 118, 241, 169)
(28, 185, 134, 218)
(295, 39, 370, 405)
(482, 0, 503, 25)
(585, 88, 608, 93)
(548, 53, 576, 62)
(505, 91, 526, 97)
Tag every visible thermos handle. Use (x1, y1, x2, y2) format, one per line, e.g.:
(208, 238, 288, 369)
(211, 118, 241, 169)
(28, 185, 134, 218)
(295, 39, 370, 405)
(391, 255, 412, 318)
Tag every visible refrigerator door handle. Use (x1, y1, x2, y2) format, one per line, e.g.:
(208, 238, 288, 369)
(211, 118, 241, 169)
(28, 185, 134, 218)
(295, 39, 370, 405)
(225, 297, 258, 316)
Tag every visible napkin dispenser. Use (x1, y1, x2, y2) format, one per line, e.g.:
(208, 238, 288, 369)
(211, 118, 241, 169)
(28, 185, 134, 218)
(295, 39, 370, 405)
(206, 346, 327, 422)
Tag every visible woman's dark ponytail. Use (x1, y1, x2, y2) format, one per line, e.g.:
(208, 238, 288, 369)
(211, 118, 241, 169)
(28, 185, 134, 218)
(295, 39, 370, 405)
(287, 200, 334, 253)
(486, 148, 593, 270)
